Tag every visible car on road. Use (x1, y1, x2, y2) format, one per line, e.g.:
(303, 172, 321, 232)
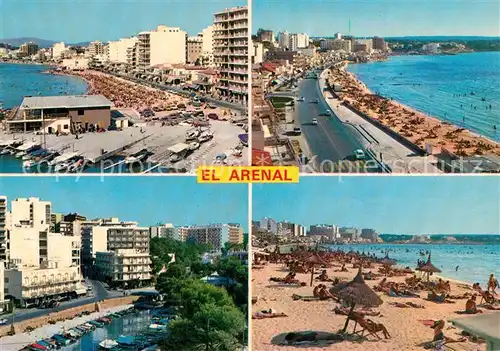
(0, 319, 8, 325)
(296, 96, 305, 102)
(310, 99, 319, 103)
(319, 110, 332, 116)
(311, 118, 318, 125)
(293, 127, 302, 134)
(354, 149, 366, 160)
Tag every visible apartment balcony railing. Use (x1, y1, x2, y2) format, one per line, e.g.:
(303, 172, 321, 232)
(23, 278, 79, 288)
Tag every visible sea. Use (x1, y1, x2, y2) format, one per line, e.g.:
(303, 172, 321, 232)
(61, 309, 152, 350)
(325, 243, 500, 286)
(347, 52, 500, 142)
(0, 63, 88, 109)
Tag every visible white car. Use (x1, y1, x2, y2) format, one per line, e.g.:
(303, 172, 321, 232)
(311, 118, 318, 125)
(296, 96, 305, 102)
(293, 127, 302, 134)
(310, 99, 319, 103)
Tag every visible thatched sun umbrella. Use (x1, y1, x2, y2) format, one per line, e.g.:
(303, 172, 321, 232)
(298, 253, 329, 287)
(416, 253, 441, 281)
(330, 268, 383, 333)
(380, 254, 397, 276)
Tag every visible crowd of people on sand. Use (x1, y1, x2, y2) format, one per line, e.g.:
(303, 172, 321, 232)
(327, 64, 500, 157)
(73, 71, 187, 112)
(253, 247, 499, 348)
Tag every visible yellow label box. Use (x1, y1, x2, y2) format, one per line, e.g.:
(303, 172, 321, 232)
(197, 166, 300, 183)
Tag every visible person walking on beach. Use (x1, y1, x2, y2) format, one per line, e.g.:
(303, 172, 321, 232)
(487, 274, 498, 295)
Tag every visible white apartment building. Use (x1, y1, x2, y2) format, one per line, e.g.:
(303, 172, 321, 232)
(87, 41, 106, 58)
(187, 36, 203, 64)
(52, 42, 66, 59)
(137, 25, 187, 70)
(149, 223, 175, 239)
(0, 196, 7, 261)
(201, 25, 214, 55)
(213, 6, 248, 102)
(289, 33, 309, 51)
(95, 249, 152, 288)
(178, 223, 242, 252)
(4, 197, 84, 307)
(253, 41, 264, 64)
(107, 37, 138, 63)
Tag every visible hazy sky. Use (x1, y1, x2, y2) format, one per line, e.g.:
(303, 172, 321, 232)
(0, 0, 245, 42)
(0, 177, 248, 228)
(253, 0, 500, 37)
(253, 176, 500, 235)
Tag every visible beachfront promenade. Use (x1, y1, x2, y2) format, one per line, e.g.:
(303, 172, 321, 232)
(318, 70, 442, 173)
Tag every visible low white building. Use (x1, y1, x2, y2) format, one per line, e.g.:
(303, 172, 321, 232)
(61, 57, 89, 71)
(95, 249, 152, 288)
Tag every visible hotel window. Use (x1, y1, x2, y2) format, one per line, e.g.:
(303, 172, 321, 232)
(63, 124, 69, 130)
(78, 109, 84, 116)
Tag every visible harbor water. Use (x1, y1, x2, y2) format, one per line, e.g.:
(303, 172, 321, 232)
(326, 243, 500, 285)
(347, 52, 500, 142)
(61, 309, 153, 351)
(0, 63, 88, 109)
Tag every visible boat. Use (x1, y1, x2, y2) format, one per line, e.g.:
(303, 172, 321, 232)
(88, 320, 104, 328)
(23, 160, 36, 168)
(99, 339, 119, 350)
(98, 317, 112, 324)
(198, 131, 213, 143)
(15, 150, 27, 158)
(52, 334, 71, 346)
(117, 335, 137, 348)
(54, 161, 71, 172)
(148, 323, 168, 332)
(188, 142, 200, 151)
(68, 158, 85, 172)
(0, 148, 11, 156)
(185, 129, 200, 141)
(48, 152, 80, 167)
(28, 343, 47, 351)
(125, 149, 149, 165)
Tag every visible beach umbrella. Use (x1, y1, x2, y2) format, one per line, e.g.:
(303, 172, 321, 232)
(330, 267, 383, 333)
(416, 253, 441, 281)
(303, 253, 329, 286)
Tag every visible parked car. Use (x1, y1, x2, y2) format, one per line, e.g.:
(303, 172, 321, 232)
(207, 113, 219, 120)
(311, 118, 318, 125)
(293, 127, 302, 134)
(354, 149, 366, 160)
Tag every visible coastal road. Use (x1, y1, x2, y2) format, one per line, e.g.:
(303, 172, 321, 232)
(295, 71, 382, 172)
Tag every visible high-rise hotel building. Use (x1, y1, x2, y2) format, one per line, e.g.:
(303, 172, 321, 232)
(213, 6, 249, 103)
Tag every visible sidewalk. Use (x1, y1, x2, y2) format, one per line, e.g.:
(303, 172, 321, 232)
(319, 70, 442, 174)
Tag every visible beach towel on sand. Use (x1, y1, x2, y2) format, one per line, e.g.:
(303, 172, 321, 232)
(271, 331, 344, 346)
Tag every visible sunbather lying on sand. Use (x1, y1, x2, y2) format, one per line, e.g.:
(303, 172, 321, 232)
(388, 287, 420, 298)
(427, 290, 455, 303)
(334, 264, 348, 272)
(390, 301, 425, 309)
(283, 331, 344, 344)
(270, 272, 305, 285)
(253, 308, 288, 319)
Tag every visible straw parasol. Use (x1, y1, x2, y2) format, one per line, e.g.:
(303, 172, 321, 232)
(416, 253, 441, 281)
(330, 267, 383, 332)
(380, 254, 397, 276)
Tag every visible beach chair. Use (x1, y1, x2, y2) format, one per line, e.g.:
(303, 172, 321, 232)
(350, 315, 391, 340)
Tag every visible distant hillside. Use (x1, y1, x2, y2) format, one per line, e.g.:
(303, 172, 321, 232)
(0, 37, 91, 48)
(0, 37, 57, 48)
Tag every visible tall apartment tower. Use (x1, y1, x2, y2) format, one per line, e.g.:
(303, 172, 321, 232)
(0, 197, 7, 261)
(213, 6, 249, 103)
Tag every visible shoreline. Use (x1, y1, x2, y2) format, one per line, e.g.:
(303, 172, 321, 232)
(330, 59, 500, 157)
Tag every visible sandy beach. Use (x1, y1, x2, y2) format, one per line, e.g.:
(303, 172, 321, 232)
(328, 63, 500, 157)
(252, 260, 498, 350)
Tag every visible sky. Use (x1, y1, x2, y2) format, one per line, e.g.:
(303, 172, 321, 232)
(253, 0, 500, 37)
(0, 176, 248, 229)
(253, 176, 500, 235)
(0, 0, 245, 43)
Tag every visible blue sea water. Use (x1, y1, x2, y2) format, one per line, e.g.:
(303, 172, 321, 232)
(326, 243, 500, 286)
(0, 63, 88, 109)
(347, 52, 500, 142)
(61, 310, 152, 350)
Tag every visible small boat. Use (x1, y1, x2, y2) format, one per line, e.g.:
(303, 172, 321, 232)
(185, 129, 200, 141)
(68, 158, 84, 172)
(88, 320, 104, 328)
(0, 148, 11, 156)
(52, 334, 71, 346)
(23, 160, 36, 168)
(15, 150, 27, 158)
(28, 343, 47, 351)
(125, 149, 149, 165)
(99, 339, 119, 350)
(188, 142, 200, 151)
(54, 161, 71, 172)
(22, 153, 33, 160)
(98, 317, 112, 324)
(198, 131, 213, 143)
